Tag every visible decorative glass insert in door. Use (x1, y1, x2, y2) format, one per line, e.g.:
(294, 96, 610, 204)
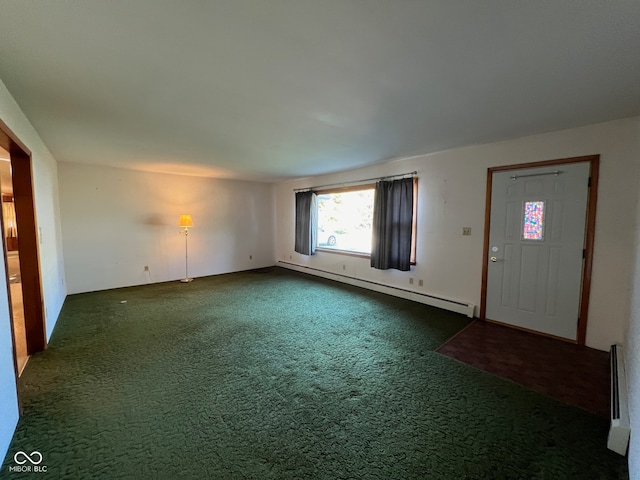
(523, 201, 545, 240)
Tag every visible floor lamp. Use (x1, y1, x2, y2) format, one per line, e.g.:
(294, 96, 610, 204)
(178, 214, 194, 283)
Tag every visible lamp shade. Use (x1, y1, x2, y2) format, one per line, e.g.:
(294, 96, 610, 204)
(178, 214, 194, 228)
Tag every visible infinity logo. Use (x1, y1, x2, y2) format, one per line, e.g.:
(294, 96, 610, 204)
(14, 451, 43, 465)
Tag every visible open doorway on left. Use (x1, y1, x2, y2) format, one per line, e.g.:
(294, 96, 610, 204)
(0, 145, 26, 375)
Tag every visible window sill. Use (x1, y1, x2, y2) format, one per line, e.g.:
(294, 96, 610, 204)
(316, 247, 370, 259)
(316, 247, 416, 266)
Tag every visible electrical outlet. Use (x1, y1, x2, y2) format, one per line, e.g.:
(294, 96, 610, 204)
(409, 278, 414, 285)
(144, 266, 149, 271)
(462, 227, 472, 236)
(418, 279, 424, 287)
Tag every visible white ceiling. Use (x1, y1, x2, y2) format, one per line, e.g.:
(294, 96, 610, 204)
(0, 1, 638, 182)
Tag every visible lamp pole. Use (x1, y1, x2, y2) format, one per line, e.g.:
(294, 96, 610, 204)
(178, 214, 194, 283)
(181, 227, 192, 283)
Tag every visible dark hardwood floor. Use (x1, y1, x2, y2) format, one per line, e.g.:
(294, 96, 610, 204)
(437, 320, 610, 418)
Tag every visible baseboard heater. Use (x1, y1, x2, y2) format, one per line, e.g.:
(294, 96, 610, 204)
(608, 344, 630, 456)
(278, 261, 475, 318)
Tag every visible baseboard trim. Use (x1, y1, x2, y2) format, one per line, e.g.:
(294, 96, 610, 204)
(278, 261, 475, 318)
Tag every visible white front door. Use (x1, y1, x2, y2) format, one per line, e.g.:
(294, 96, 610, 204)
(485, 162, 590, 340)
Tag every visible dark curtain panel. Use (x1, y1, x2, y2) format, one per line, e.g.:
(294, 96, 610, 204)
(294, 191, 317, 256)
(370, 177, 414, 271)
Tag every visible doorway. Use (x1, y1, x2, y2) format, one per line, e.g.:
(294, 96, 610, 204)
(0, 147, 27, 374)
(0, 121, 46, 383)
(480, 155, 599, 344)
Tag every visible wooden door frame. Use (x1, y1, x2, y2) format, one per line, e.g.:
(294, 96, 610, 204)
(479, 154, 599, 345)
(0, 118, 47, 375)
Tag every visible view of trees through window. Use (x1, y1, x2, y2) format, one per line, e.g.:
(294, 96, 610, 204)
(316, 187, 375, 254)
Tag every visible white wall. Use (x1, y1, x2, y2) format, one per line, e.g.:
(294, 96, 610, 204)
(0, 79, 67, 461)
(624, 118, 640, 477)
(59, 163, 275, 293)
(275, 117, 640, 352)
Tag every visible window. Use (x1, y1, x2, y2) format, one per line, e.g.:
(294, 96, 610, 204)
(523, 201, 545, 241)
(315, 179, 418, 263)
(316, 185, 375, 255)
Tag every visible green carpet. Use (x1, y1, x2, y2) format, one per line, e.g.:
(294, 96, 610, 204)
(1, 268, 628, 479)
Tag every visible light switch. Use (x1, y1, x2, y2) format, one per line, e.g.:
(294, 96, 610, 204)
(462, 227, 472, 236)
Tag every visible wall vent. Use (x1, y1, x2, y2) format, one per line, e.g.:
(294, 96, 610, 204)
(608, 343, 630, 456)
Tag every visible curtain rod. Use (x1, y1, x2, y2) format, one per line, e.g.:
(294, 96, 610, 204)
(293, 171, 417, 192)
